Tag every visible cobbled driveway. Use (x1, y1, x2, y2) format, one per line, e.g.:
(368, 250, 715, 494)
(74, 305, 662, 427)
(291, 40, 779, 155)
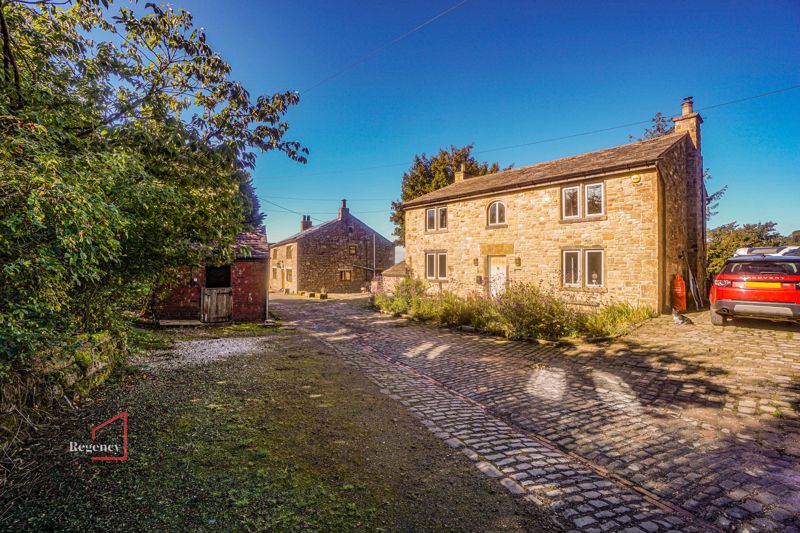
(272, 294, 800, 532)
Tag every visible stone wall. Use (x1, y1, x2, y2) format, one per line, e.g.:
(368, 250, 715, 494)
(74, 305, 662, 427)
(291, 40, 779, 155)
(404, 168, 663, 311)
(268, 242, 298, 294)
(657, 136, 706, 309)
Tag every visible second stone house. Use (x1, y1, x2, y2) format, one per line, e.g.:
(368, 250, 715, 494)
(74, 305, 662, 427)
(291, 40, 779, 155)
(401, 98, 707, 313)
(269, 200, 395, 293)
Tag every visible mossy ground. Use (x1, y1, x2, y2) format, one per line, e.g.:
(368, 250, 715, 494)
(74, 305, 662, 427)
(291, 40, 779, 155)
(1, 327, 559, 532)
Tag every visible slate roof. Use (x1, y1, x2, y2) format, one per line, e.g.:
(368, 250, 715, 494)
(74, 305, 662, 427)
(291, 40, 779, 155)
(403, 133, 688, 208)
(235, 229, 269, 259)
(381, 260, 407, 277)
(271, 219, 338, 247)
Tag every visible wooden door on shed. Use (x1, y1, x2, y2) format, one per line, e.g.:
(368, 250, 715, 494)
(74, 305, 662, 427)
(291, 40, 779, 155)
(202, 288, 232, 323)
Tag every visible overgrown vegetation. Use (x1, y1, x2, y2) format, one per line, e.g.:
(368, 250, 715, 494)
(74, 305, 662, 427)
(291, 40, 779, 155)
(374, 279, 656, 340)
(0, 1, 305, 370)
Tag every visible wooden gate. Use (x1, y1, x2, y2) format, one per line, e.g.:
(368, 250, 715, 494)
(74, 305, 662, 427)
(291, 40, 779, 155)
(202, 288, 232, 323)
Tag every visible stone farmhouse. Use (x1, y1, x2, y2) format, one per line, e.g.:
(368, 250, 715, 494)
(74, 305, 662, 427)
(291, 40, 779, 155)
(401, 98, 706, 313)
(269, 200, 395, 293)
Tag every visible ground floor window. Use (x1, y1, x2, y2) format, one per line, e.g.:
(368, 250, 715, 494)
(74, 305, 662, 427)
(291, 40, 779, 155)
(339, 270, 352, 281)
(286, 269, 293, 282)
(562, 249, 604, 288)
(562, 251, 580, 287)
(272, 267, 277, 280)
(425, 252, 447, 280)
(585, 249, 604, 287)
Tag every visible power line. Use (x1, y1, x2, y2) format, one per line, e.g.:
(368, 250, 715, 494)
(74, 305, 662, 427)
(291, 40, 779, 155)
(256, 84, 800, 180)
(301, 0, 470, 95)
(265, 195, 393, 202)
(264, 209, 389, 215)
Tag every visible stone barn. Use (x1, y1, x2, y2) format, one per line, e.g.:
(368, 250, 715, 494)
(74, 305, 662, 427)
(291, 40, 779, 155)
(156, 230, 269, 323)
(269, 200, 395, 294)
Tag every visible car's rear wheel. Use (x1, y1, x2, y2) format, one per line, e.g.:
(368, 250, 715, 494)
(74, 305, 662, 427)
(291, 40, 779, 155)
(710, 310, 727, 326)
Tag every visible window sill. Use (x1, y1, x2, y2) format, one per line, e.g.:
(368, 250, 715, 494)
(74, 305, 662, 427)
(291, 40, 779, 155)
(425, 229, 448, 234)
(559, 215, 607, 224)
(426, 278, 448, 282)
(560, 286, 608, 294)
(486, 224, 508, 229)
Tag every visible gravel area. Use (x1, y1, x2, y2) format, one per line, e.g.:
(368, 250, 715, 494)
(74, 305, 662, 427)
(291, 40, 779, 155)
(141, 336, 271, 370)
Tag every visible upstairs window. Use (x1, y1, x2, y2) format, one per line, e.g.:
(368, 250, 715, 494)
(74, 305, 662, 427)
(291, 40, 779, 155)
(585, 183, 605, 216)
(286, 245, 293, 259)
(487, 201, 506, 226)
(426, 208, 436, 231)
(271, 248, 277, 260)
(562, 187, 580, 219)
(426, 207, 448, 231)
(348, 244, 357, 255)
(438, 207, 448, 230)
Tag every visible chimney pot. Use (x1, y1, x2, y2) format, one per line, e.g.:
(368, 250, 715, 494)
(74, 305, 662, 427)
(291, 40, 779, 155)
(301, 215, 312, 231)
(338, 198, 350, 219)
(681, 96, 694, 116)
(454, 162, 473, 183)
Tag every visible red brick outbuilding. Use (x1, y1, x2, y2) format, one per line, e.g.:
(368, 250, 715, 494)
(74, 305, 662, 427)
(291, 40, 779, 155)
(156, 230, 269, 323)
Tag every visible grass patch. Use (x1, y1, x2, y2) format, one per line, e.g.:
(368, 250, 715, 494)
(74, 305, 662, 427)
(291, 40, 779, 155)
(374, 278, 655, 341)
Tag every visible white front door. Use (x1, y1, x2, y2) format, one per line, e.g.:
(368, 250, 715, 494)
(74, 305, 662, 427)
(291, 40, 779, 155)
(489, 256, 507, 297)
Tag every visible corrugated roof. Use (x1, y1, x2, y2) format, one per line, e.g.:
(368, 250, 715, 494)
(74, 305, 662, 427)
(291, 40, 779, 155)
(403, 133, 687, 208)
(235, 229, 269, 259)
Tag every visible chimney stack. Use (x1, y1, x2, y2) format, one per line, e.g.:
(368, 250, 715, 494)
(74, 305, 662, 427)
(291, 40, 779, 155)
(338, 198, 349, 220)
(300, 215, 312, 231)
(454, 162, 474, 183)
(673, 96, 702, 152)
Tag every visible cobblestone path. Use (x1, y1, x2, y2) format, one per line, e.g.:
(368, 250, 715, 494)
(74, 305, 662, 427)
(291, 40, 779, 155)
(272, 295, 800, 532)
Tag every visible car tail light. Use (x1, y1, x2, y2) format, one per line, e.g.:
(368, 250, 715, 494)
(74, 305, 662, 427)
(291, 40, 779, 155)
(714, 279, 732, 287)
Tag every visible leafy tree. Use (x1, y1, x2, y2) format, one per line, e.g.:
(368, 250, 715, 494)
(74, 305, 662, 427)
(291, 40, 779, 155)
(706, 221, 785, 275)
(0, 0, 304, 364)
(786, 230, 800, 245)
(631, 113, 726, 221)
(390, 145, 507, 245)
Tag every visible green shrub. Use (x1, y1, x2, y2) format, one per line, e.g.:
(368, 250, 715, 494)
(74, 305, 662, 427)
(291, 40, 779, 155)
(373, 278, 655, 341)
(580, 303, 656, 338)
(494, 283, 581, 340)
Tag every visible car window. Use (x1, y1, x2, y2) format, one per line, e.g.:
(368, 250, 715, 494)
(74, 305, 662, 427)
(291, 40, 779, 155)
(722, 261, 800, 275)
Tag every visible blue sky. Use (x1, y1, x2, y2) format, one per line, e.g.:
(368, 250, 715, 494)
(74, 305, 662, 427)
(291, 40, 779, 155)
(175, 0, 799, 246)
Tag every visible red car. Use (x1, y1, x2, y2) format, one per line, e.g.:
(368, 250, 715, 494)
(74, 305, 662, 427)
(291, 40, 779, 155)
(710, 255, 800, 326)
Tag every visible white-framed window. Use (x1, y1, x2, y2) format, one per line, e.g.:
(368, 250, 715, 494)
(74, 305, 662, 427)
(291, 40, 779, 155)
(585, 249, 604, 287)
(286, 269, 293, 282)
(426, 206, 448, 231)
(339, 270, 352, 281)
(562, 250, 581, 287)
(585, 183, 605, 216)
(426, 208, 436, 231)
(562, 186, 580, 219)
(487, 201, 506, 226)
(438, 207, 448, 230)
(425, 252, 447, 280)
